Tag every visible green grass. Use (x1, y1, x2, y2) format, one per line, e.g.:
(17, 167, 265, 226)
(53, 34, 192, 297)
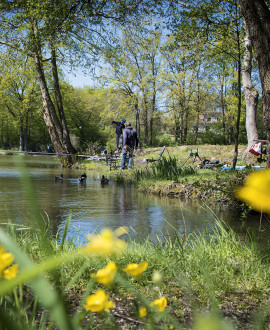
(2, 217, 270, 329)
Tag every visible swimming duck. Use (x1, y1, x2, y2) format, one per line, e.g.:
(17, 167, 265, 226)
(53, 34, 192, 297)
(100, 175, 109, 184)
(79, 173, 87, 182)
(55, 174, 63, 181)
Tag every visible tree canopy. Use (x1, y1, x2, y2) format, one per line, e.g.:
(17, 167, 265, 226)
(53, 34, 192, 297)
(0, 0, 269, 165)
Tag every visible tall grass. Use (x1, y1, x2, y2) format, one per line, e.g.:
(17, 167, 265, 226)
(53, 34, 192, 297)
(134, 156, 196, 182)
(1, 218, 270, 328)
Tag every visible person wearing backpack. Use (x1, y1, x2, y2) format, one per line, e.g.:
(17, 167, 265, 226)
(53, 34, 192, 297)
(121, 122, 139, 169)
(112, 118, 126, 151)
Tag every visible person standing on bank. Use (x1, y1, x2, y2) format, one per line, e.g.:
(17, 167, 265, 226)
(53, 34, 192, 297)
(111, 119, 126, 151)
(121, 122, 139, 169)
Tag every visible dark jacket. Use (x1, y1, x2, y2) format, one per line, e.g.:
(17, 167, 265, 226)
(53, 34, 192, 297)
(112, 121, 125, 135)
(123, 125, 139, 149)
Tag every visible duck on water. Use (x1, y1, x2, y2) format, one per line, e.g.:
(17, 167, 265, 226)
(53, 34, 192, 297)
(100, 175, 109, 184)
(79, 173, 87, 182)
(55, 174, 63, 181)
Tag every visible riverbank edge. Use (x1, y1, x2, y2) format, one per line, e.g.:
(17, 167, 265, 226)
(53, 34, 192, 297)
(135, 177, 242, 208)
(74, 143, 260, 209)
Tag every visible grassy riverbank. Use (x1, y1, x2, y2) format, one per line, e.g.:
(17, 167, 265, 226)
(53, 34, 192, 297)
(2, 219, 270, 329)
(76, 144, 263, 208)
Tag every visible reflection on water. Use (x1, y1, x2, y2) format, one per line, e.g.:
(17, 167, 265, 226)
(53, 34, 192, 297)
(0, 155, 269, 245)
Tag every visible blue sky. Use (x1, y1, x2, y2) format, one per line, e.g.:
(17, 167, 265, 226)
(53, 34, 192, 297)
(65, 69, 96, 88)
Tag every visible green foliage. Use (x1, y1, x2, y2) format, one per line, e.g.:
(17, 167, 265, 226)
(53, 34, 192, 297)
(62, 85, 108, 152)
(0, 51, 44, 151)
(152, 133, 176, 147)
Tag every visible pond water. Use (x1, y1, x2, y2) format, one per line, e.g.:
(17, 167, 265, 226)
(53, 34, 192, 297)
(0, 155, 269, 245)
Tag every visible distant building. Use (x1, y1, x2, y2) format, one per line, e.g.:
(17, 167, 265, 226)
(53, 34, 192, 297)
(197, 111, 223, 132)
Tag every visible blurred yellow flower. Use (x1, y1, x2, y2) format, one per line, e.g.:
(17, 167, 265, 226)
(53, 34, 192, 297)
(91, 261, 117, 285)
(152, 270, 162, 283)
(236, 169, 270, 213)
(123, 261, 148, 277)
(0, 247, 18, 280)
(82, 227, 127, 257)
(150, 297, 167, 312)
(0, 252, 14, 273)
(139, 307, 147, 318)
(84, 290, 115, 313)
(3, 264, 19, 280)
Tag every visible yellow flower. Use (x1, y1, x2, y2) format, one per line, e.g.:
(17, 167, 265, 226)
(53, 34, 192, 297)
(0, 252, 14, 273)
(0, 246, 18, 280)
(123, 261, 148, 277)
(150, 297, 167, 312)
(91, 261, 117, 285)
(139, 307, 147, 318)
(3, 264, 19, 280)
(84, 290, 115, 313)
(236, 169, 270, 213)
(82, 227, 127, 257)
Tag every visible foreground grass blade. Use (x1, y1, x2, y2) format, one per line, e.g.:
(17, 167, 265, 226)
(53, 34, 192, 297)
(61, 213, 72, 251)
(0, 228, 76, 330)
(14, 155, 53, 256)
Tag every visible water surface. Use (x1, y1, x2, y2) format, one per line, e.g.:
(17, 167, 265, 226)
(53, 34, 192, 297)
(0, 155, 268, 245)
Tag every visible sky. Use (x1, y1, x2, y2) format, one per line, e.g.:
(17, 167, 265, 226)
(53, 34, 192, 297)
(65, 70, 94, 88)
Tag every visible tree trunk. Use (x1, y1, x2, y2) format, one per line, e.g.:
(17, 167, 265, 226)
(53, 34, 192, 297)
(232, 59, 242, 169)
(242, 24, 259, 158)
(34, 51, 63, 154)
(24, 113, 28, 152)
(31, 23, 76, 165)
(183, 109, 188, 144)
(142, 96, 148, 145)
(220, 75, 227, 144)
(194, 76, 200, 145)
(134, 97, 141, 147)
(180, 111, 184, 144)
(232, 6, 242, 170)
(174, 111, 180, 144)
(51, 45, 76, 154)
(19, 117, 23, 151)
(239, 0, 270, 167)
(194, 122, 198, 145)
(149, 116, 153, 146)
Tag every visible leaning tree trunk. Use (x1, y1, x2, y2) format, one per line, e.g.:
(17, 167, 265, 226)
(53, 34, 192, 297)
(34, 51, 63, 155)
(51, 45, 76, 154)
(32, 28, 76, 166)
(239, 0, 270, 167)
(242, 23, 259, 159)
